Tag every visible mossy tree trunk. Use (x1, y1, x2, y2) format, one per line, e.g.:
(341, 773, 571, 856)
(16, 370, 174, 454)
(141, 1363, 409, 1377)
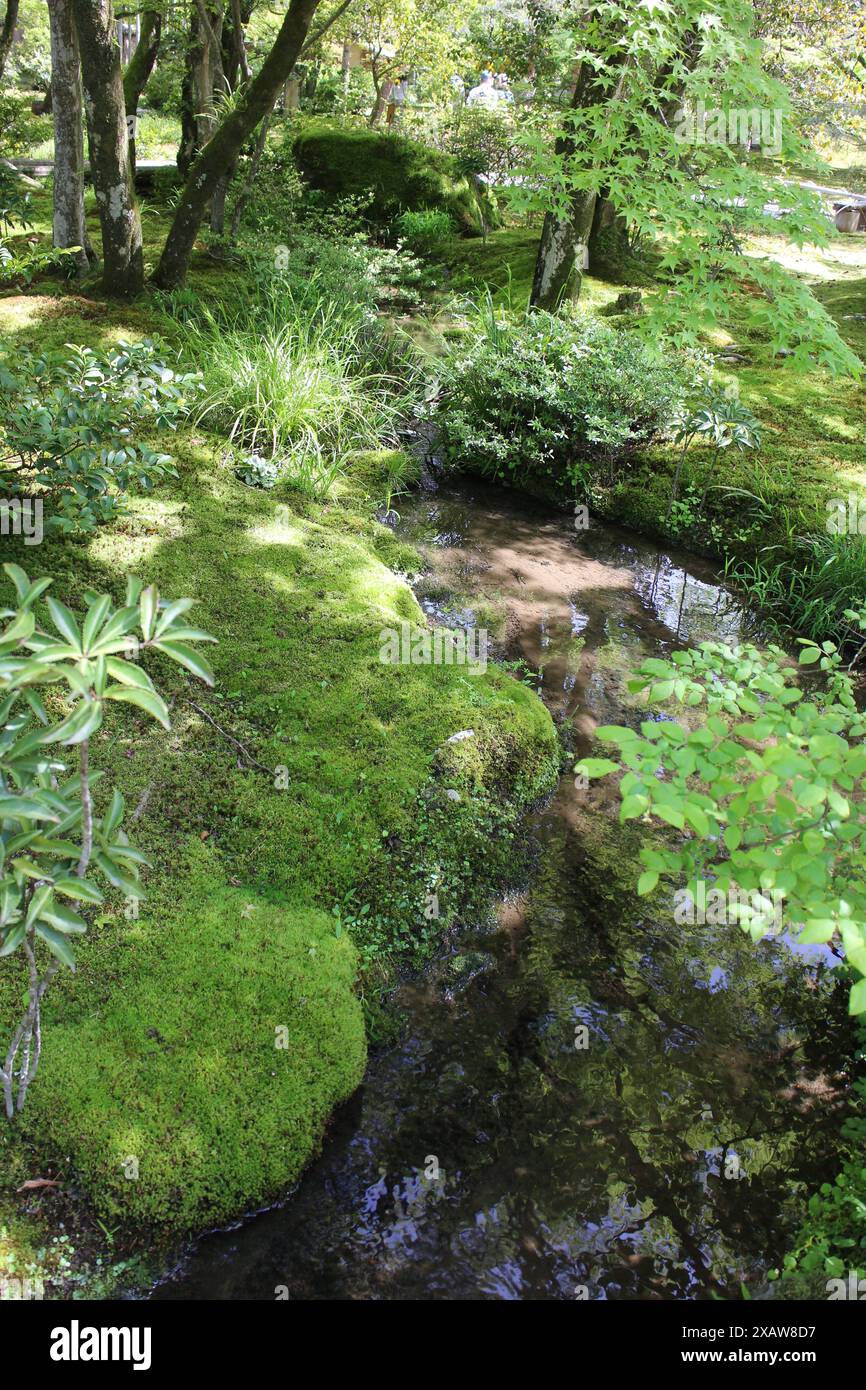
(587, 192, 630, 277)
(47, 0, 90, 279)
(71, 0, 144, 297)
(155, 0, 322, 290)
(122, 7, 162, 174)
(529, 58, 604, 312)
(0, 0, 18, 83)
(530, 45, 630, 312)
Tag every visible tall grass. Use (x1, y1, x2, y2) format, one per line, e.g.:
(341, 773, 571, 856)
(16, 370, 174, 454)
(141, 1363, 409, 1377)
(169, 277, 419, 498)
(725, 532, 866, 649)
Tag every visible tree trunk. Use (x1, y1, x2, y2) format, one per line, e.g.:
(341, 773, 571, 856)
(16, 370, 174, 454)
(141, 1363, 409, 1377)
(71, 0, 144, 296)
(530, 46, 630, 311)
(211, 0, 253, 235)
(531, 191, 596, 311)
(229, 107, 272, 238)
(178, 3, 224, 177)
(47, 0, 90, 279)
(0, 0, 19, 83)
(123, 8, 162, 173)
(155, 0, 321, 290)
(222, 0, 252, 90)
(587, 192, 630, 278)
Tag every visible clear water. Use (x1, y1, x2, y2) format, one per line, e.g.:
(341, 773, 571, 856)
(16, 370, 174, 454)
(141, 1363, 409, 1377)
(152, 481, 850, 1301)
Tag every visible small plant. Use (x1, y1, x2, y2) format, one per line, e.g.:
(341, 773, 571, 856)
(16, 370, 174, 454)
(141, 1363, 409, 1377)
(396, 208, 453, 258)
(0, 565, 216, 1117)
(668, 391, 762, 518)
(235, 454, 280, 489)
(0, 340, 202, 534)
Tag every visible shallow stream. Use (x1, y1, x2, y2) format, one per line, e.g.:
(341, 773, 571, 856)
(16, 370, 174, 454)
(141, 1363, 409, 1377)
(153, 480, 848, 1301)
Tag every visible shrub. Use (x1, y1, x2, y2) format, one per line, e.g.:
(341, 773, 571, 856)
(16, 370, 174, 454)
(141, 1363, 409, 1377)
(433, 303, 691, 497)
(0, 340, 202, 534)
(396, 208, 454, 257)
(287, 123, 501, 237)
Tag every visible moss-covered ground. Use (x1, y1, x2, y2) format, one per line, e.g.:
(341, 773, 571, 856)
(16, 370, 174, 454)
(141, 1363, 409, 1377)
(0, 255, 560, 1281)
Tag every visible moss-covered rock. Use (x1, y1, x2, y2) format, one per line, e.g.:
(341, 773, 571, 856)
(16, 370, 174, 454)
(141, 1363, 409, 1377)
(290, 124, 501, 237)
(21, 847, 366, 1232)
(0, 287, 558, 1240)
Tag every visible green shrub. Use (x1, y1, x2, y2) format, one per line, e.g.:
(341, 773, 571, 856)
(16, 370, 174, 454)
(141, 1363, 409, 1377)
(433, 304, 691, 497)
(287, 123, 500, 237)
(396, 207, 454, 257)
(0, 340, 202, 533)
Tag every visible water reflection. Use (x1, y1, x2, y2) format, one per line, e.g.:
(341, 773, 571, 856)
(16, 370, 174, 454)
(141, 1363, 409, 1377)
(152, 481, 850, 1302)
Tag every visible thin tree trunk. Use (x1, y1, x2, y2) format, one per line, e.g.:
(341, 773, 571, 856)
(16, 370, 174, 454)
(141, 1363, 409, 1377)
(72, 0, 143, 296)
(47, 0, 90, 278)
(179, 0, 224, 184)
(530, 46, 630, 311)
(0, 0, 18, 84)
(210, 0, 253, 235)
(155, 0, 321, 290)
(229, 106, 272, 237)
(123, 8, 162, 173)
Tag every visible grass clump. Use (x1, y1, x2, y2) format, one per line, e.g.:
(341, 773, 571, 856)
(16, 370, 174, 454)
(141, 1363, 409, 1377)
(165, 273, 420, 499)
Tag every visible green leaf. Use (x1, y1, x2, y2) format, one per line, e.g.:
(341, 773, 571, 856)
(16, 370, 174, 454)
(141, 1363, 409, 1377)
(47, 698, 103, 746)
(102, 685, 170, 729)
(1, 608, 36, 645)
(104, 657, 155, 692)
(52, 876, 103, 904)
(152, 640, 215, 686)
(849, 978, 866, 1016)
(46, 598, 83, 653)
(34, 923, 76, 971)
(140, 585, 158, 642)
(575, 757, 620, 778)
(0, 796, 60, 823)
(637, 870, 659, 896)
(82, 594, 111, 653)
(0, 923, 26, 957)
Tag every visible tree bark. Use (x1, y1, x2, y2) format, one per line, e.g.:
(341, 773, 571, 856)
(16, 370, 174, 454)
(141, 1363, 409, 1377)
(123, 8, 162, 173)
(531, 191, 596, 310)
(72, 0, 144, 296)
(531, 45, 631, 311)
(178, 0, 224, 177)
(155, 0, 321, 290)
(47, 0, 90, 278)
(0, 0, 18, 83)
(587, 192, 630, 277)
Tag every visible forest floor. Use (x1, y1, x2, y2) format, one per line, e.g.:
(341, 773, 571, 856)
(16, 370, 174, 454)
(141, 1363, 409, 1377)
(1, 171, 864, 1295)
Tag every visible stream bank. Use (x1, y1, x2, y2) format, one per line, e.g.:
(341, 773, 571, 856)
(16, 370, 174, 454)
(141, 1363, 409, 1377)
(150, 476, 851, 1301)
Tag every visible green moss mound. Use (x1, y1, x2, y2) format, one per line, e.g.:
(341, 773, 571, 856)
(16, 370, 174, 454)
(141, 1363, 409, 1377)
(22, 846, 366, 1231)
(290, 124, 501, 236)
(0, 292, 559, 1240)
